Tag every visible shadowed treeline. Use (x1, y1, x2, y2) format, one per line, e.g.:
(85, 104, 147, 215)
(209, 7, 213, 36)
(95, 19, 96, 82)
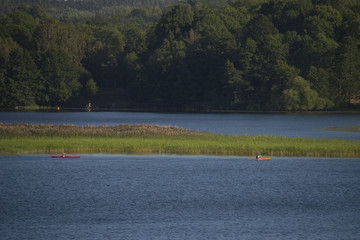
(1, 0, 360, 111)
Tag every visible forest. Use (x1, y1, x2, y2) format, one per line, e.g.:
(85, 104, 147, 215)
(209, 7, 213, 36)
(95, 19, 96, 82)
(0, 0, 360, 111)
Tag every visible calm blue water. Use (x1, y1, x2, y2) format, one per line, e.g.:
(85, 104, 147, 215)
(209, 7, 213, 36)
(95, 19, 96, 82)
(0, 154, 359, 239)
(0, 111, 359, 140)
(1, 112, 359, 239)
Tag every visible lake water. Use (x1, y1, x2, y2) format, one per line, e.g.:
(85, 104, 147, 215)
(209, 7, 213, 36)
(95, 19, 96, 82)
(0, 111, 360, 140)
(1, 112, 359, 239)
(0, 154, 359, 239)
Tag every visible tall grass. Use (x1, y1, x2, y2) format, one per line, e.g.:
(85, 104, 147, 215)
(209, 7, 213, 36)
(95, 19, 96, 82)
(0, 123, 200, 137)
(322, 125, 360, 132)
(0, 123, 359, 157)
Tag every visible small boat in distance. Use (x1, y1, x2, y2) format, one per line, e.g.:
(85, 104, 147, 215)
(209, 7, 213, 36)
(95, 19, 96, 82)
(248, 152, 270, 160)
(51, 156, 80, 158)
(247, 157, 271, 160)
(51, 150, 80, 158)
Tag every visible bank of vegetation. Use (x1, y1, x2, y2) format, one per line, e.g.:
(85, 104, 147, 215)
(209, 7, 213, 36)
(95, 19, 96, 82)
(0, 123, 359, 157)
(0, 0, 360, 111)
(322, 125, 360, 132)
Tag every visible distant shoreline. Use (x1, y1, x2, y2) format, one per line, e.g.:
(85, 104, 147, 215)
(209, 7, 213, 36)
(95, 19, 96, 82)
(0, 123, 359, 157)
(1, 106, 360, 114)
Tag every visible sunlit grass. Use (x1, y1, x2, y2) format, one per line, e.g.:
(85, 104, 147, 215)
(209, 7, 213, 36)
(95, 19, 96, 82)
(0, 123, 359, 157)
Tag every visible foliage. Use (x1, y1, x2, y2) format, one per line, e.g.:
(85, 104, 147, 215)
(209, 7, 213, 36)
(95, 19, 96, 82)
(1, 0, 360, 110)
(0, 6, 85, 107)
(281, 76, 333, 110)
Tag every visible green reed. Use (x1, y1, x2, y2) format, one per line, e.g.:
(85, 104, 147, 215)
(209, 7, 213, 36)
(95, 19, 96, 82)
(0, 123, 359, 157)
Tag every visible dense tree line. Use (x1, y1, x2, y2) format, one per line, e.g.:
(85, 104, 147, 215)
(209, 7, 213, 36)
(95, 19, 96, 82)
(0, 0, 178, 13)
(1, 0, 360, 110)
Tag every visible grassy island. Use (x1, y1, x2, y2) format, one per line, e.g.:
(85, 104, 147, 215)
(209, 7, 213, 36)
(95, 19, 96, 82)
(0, 123, 359, 158)
(322, 125, 360, 132)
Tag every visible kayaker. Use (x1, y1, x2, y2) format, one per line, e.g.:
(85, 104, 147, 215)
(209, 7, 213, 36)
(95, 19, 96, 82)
(256, 154, 261, 159)
(62, 150, 66, 158)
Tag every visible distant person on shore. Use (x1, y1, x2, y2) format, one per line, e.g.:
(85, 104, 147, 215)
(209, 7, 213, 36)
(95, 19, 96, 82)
(85, 101, 92, 112)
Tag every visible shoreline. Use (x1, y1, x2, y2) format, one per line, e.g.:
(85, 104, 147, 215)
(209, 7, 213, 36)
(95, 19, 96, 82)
(1, 106, 360, 114)
(0, 123, 359, 158)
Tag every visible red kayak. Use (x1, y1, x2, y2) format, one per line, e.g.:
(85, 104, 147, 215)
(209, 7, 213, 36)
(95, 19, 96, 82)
(247, 158, 271, 160)
(51, 156, 80, 158)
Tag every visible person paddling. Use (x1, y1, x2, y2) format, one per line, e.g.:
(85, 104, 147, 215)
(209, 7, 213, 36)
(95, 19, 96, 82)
(62, 150, 66, 158)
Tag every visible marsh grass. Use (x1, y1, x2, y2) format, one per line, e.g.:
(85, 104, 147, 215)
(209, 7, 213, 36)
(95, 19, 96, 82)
(322, 125, 360, 132)
(0, 123, 359, 157)
(0, 122, 200, 137)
